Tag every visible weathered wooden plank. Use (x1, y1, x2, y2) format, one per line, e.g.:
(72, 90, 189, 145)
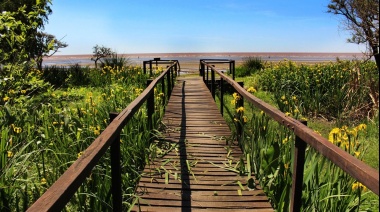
(133, 76, 273, 211)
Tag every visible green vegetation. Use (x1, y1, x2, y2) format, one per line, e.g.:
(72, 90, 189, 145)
(0, 62, 169, 210)
(235, 56, 265, 77)
(220, 59, 379, 211)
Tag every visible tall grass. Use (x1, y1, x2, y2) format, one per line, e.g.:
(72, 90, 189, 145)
(235, 57, 265, 77)
(219, 59, 378, 211)
(259, 59, 378, 122)
(0, 63, 168, 210)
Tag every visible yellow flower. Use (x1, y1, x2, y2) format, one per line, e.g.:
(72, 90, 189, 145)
(284, 163, 289, 169)
(242, 116, 248, 123)
(21, 90, 27, 94)
(354, 151, 360, 157)
(356, 124, 367, 131)
(41, 178, 47, 185)
(94, 126, 101, 135)
(236, 107, 244, 113)
(285, 112, 291, 116)
(347, 129, 357, 138)
(328, 128, 341, 143)
(233, 92, 241, 100)
(7, 151, 13, 158)
(282, 137, 288, 144)
(53, 121, 59, 125)
(352, 182, 366, 191)
(234, 118, 238, 122)
(292, 96, 297, 101)
(3, 96, 10, 102)
(281, 95, 286, 100)
(77, 151, 83, 158)
(293, 108, 299, 114)
(247, 87, 257, 93)
(13, 127, 22, 134)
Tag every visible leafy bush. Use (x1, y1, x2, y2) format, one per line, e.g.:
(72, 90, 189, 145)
(235, 57, 265, 77)
(101, 54, 130, 70)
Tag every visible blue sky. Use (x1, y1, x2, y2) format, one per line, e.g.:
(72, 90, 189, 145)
(44, 0, 365, 55)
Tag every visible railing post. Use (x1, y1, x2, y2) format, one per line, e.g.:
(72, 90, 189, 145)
(201, 62, 205, 82)
(161, 77, 166, 105)
(291, 120, 307, 212)
(149, 61, 153, 77)
(211, 66, 215, 100)
(109, 112, 122, 212)
(199, 60, 203, 76)
(167, 68, 172, 98)
(171, 66, 175, 89)
(220, 78, 224, 116)
(147, 79, 154, 132)
(174, 63, 178, 76)
(232, 60, 235, 80)
(143, 61, 147, 74)
(206, 65, 209, 90)
(229, 61, 232, 75)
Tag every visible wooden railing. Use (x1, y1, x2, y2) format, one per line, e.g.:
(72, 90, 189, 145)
(27, 62, 179, 212)
(200, 60, 379, 212)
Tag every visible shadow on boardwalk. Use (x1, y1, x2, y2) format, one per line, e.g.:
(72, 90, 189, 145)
(133, 76, 273, 211)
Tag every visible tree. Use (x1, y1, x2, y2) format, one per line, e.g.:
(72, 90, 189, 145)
(0, 0, 53, 64)
(91, 45, 114, 68)
(34, 32, 68, 70)
(327, 0, 379, 72)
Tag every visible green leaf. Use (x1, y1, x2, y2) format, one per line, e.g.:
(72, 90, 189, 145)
(165, 172, 169, 184)
(237, 180, 245, 190)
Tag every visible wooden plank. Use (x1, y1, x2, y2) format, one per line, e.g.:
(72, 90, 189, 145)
(131, 206, 274, 212)
(134, 76, 273, 211)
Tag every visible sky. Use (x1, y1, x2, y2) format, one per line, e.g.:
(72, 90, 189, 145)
(44, 0, 366, 55)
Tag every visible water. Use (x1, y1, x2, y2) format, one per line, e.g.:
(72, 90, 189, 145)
(42, 52, 369, 68)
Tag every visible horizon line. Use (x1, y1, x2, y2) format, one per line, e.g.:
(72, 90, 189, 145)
(51, 51, 365, 57)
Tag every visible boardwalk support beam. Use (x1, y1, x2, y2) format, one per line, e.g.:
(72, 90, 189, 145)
(109, 112, 122, 212)
(291, 120, 307, 212)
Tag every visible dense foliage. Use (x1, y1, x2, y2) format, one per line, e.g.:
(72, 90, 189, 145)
(1, 63, 167, 210)
(259, 60, 378, 122)
(221, 59, 379, 211)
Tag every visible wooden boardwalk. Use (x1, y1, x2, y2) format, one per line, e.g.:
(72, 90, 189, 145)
(132, 76, 273, 211)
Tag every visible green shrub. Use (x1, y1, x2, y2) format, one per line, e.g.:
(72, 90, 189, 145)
(235, 57, 265, 77)
(101, 54, 130, 70)
(42, 65, 70, 88)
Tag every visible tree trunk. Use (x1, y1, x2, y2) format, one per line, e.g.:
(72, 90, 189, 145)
(374, 53, 380, 74)
(372, 46, 380, 73)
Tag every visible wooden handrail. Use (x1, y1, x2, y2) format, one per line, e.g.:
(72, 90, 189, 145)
(201, 61, 379, 198)
(27, 62, 179, 212)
